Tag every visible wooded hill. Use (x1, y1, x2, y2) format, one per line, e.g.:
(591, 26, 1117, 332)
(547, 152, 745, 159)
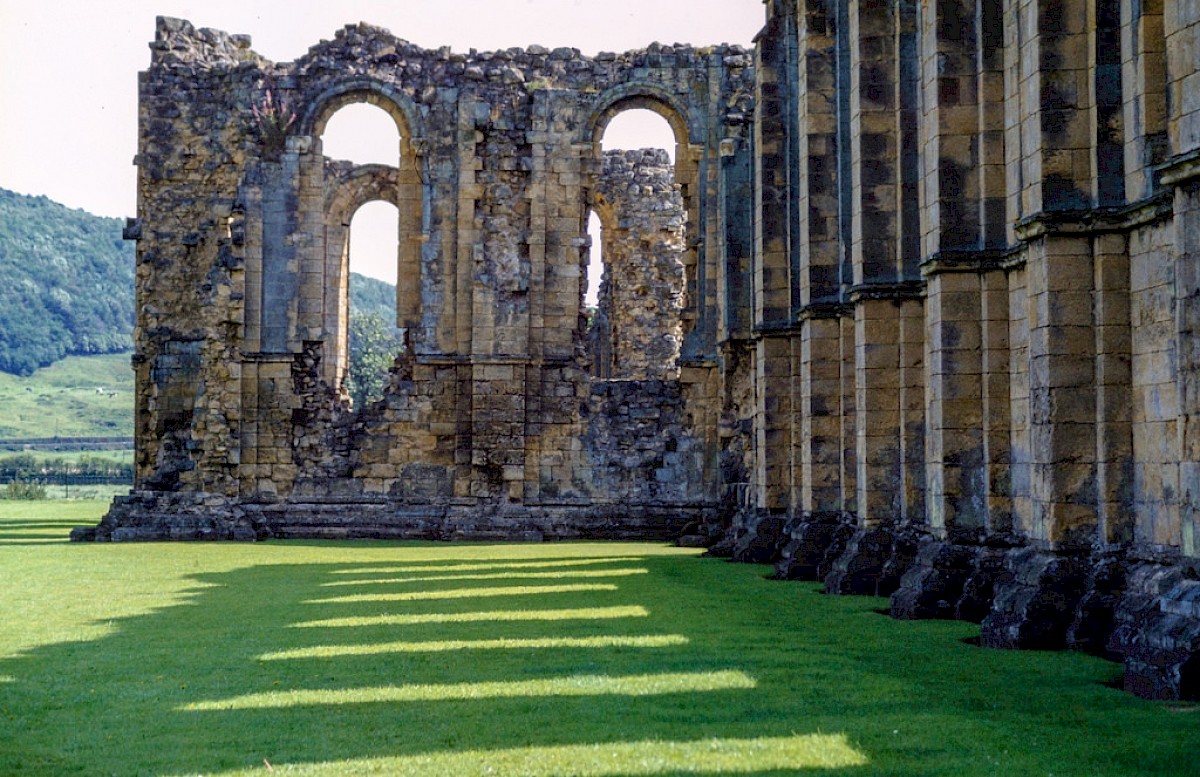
(0, 187, 398, 377)
(0, 188, 134, 375)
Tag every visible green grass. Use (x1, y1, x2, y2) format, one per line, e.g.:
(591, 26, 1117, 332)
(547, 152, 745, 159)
(22, 483, 130, 502)
(0, 502, 1195, 776)
(0, 449, 133, 465)
(0, 353, 133, 438)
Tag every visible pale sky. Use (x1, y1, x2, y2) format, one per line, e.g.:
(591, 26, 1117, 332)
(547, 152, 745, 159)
(0, 0, 763, 283)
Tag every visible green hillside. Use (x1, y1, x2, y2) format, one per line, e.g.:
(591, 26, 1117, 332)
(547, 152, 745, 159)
(0, 186, 399, 421)
(0, 354, 134, 439)
(349, 272, 398, 321)
(0, 188, 135, 375)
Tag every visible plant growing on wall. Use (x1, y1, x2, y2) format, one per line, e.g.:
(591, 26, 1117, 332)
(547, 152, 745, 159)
(251, 76, 296, 160)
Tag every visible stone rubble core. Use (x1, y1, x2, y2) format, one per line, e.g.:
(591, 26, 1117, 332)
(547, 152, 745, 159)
(73, 1, 1200, 700)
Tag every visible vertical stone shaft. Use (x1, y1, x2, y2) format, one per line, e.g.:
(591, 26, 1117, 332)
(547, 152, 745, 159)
(801, 315, 845, 512)
(795, 0, 849, 516)
(753, 0, 800, 512)
(1093, 0, 1126, 205)
(1026, 235, 1097, 547)
(925, 272, 986, 538)
(847, 0, 921, 525)
(1177, 182, 1200, 558)
(919, 0, 1009, 539)
(855, 298, 903, 523)
(849, 0, 898, 287)
(1163, 0, 1200, 555)
(1093, 232, 1133, 544)
(1120, 0, 1167, 200)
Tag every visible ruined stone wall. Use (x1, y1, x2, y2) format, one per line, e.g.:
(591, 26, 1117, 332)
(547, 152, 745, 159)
(84, 16, 751, 544)
(590, 149, 685, 380)
(713, 0, 1200, 701)
(79, 1, 1200, 701)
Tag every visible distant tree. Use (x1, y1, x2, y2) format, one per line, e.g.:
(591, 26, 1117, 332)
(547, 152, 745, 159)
(344, 312, 405, 408)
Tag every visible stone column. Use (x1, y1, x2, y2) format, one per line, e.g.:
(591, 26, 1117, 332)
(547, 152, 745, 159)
(824, 0, 923, 597)
(796, 0, 843, 466)
(800, 315, 845, 514)
(1121, 0, 1167, 201)
(772, 0, 858, 581)
(983, 234, 1096, 648)
(749, 0, 799, 521)
(1114, 0, 1200, 700)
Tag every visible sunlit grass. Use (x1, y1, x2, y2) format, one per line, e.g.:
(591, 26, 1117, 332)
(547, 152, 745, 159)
(306, 583, 618, 604)
(1, 500, 1195, 776)
(182, 670, 757, 711)
(290, 605, 651, 629)
(259, 634, 688, 660)
(330, 557, 646, 575)
(178, 734, 868, 776)
(319, 568, 648, 586)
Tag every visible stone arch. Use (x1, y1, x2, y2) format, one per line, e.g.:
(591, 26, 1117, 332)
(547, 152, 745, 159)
(582, 84, 700, 355)
(584, 82, 694, 147)
(294, 82, 426, 387)
(299, 79, 422, 144)
(587, 149, 687, 381)
(323, 164, 403, 388)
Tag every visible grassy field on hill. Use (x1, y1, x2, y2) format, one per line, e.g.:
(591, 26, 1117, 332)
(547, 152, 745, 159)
(0, 501, 1195, 776)
(0, 353, 132, 439)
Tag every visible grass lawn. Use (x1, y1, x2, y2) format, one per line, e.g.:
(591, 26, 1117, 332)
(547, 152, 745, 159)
(0, 502, 1195, 776)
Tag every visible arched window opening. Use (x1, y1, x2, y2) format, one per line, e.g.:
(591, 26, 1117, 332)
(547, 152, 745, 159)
(321, 102, 401, 166)
(599, 108, 677, 162)
(585, 208, 611, 377)
(585, 210, 605, 311)
(587, 108, 684, 381)
(314, 98, 409, 406)
(345, 200, 404, 408)
(348, 201, 399, 284)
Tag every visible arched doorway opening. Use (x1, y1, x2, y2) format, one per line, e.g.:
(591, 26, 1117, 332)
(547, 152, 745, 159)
(299, 87, 423, 394)
(344, 199, 404, 407)
(586, 106, 686, 380)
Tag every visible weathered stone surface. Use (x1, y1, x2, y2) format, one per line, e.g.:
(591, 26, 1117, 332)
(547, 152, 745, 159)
(74, 0, 1200, 700)
(729, 510, 788, 564)
(84, 15, 753, 543)
(774, 512, 855, 581)
(824, 526, 920, 598)
(590, 150, 685, 381)
(891, 540, 978, 620)
(1065, 551, 1130, 658)
(955, 545, 1011, 623)
(981, 549, 1091, 650)
(1118, 578, 1200, 700)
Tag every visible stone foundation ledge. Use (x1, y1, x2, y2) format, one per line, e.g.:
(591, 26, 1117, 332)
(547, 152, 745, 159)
(717, 517, 1200, 700)
(823, 523, 924, 598)
(774, 512, 857, 582)
(709, 512, 926, 597)
(891, 540, 1200, 699)
(70, 491, 258, 542)
(71, 491, 717, 543)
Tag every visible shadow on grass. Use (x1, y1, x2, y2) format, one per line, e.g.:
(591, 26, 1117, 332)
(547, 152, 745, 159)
(0, 548, 1194, 776)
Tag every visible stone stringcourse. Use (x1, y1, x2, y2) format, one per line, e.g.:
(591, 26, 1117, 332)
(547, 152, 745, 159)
(72, 2, 1200, 700)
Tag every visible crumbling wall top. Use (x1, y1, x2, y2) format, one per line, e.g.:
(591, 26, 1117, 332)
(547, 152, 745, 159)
(146, 16, 754, 85)
(151, 16, 262, 69)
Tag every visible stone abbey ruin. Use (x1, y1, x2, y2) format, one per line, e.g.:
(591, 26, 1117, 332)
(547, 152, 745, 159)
(76, 1, 1200, 700)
